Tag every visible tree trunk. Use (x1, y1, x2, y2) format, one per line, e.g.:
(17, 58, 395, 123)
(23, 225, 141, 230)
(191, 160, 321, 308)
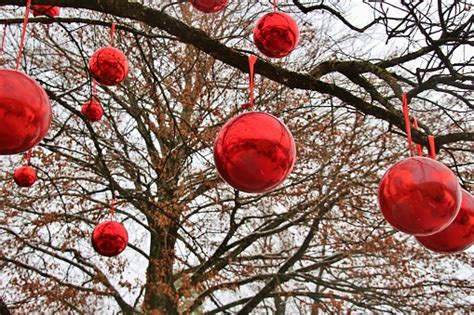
(144, 225, 179, 314)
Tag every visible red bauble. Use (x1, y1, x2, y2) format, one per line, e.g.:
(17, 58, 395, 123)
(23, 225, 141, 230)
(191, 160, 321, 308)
(0, 69, 52, 155)
(91, 221, 128, 257)
(253, 12, 299, 58)
(213, 111, 296, 193)
(31, 5, 60, 18)
(81, 99, 103, 122)
(13, 166, 37, 187)
(89, 47, 129, 86)
(190, 0, 228, 13)
(416, 190, 474, 253)
(378, 157, 461, 236)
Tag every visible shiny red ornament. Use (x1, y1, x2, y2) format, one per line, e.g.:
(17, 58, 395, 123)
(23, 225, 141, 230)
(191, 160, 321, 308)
(378, 157, 461, 236)
(213, 111, 296, 193)
(81, 99, 103, 122)
(89, 47, 128, 86)
(253, 12, 299, 58)
(190, 0, 229, 13)
(416, 190, 474, 253)
(91, 221, 128, 257)
(31, 5, 60, 20)
(13, 165, 37, 187)
(0, 69, 52, 155)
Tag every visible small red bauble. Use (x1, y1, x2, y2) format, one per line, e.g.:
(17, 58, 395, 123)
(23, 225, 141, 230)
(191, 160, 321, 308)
(91, 221, 128, 257)
(378, 157, 461, 236)
(31, 5, 60, 18)
(416, 190, 474, 253)
(190, 0, 229, 13)
(13, 166, 37, 187)
(89, 47, 129, 86)
(81, 99, 103, 122)
(253, 12, 300, 58)
(213, 111, 296, 193)
(0, 69, 52, 155)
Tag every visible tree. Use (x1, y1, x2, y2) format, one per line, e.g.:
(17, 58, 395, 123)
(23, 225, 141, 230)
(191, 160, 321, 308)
(0, 0, 472, 313)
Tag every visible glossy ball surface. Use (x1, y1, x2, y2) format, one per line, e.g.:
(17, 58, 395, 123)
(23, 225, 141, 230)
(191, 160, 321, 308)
(190, 0, 228, 13)
(378, 157, 461, 236)
(91, 221, 128, 257)
(89, 47, 128, 86)
(213, 112, 296, 193)
(416, 190, 474, 253)
(31, 5, 60, 18)
(81, 99, 103, 122)
(253, 12, 299, 58)
(0, 69, 52, 155)
(13, 166, 37, 187)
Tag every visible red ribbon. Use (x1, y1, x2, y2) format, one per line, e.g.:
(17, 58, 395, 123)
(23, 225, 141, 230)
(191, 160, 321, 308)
(110, 23, 116, 47)
(428, 135, 436, 159)
(16, 0, 31, 70)
(248, 55, 257, 106)
(402, 93, 414, 156)
(25, 149, 32, 165)
(273, 0, 277, 12)
(412, 117, 423, 157)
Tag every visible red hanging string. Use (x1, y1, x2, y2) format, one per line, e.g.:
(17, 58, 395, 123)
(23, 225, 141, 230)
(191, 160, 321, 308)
(110, 23, 116, 47)
(0, 25, 7, 57)
(248, 55, 257, 106)
(428, 135, 436, 159)
(25, 149, 32, 165)
(16, 0, 32, 70)
(92, 79, 97, 98)
(273, 0, 277, 12)
(241, 55, 257, 110)
(401, 93, 414, 156)
(412, 117, 423, 157)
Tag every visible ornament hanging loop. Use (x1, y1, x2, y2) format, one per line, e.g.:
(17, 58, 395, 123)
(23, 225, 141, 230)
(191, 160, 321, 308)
(241, 55, 258, 110)
(273, 0, 277, 12)
(25, 149, 32, 165)
(402, 93, 414, 157)
(15, 0, 32, 70)
(412, 117, 423, 157)
(110, 23, 116, 47)
(428, 135, 436, 159)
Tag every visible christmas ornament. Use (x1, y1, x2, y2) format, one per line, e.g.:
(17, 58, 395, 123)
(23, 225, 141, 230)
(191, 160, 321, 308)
(13, 165, 37, 187)
(253, 12, 299, 58)
(91, 221, 128, 257)
(213, 111, 296, 193)
(190, 0, 229, 13)
(416, 190, 474, 253)
(81, 98, 103, 122)
(89, 47, 128, 86)
(31, 5, 60, 20)
(378, 156, 461, 236)
(0, 69, 52, 155)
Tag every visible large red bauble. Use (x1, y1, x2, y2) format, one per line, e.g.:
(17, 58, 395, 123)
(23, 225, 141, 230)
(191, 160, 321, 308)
(190, 0, 229, 13)
(13, 165, 37, 187)
(81, 99, 103, 122)
(253, 12, 299, 58)
(91, 221, 128, 257)
(416, 190, 474, 253)
(213, 111, 296, 193)
(378, 157, 461, 236)
(89, 47, 128, 86)
(31, 5, 60, 18)
(0, 69, 52, 155)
